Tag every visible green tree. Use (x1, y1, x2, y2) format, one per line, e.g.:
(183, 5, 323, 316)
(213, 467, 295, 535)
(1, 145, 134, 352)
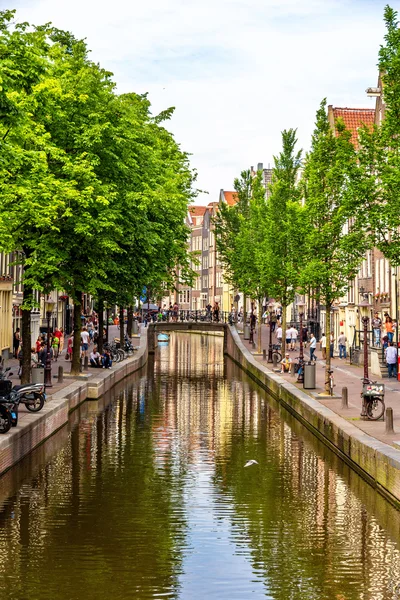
(301, 100, 367, 392)
(353, 6, 400, 268)
(261, 129, 304, 352)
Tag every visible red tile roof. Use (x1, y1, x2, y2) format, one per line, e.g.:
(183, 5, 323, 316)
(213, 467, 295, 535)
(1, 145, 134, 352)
(189, 206, 207, 217)
(331, 107, 375, 148)
(223, 191, 238, 206)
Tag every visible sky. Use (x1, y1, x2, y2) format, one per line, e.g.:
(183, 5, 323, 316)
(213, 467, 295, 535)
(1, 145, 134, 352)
(4, 0, 394, 205)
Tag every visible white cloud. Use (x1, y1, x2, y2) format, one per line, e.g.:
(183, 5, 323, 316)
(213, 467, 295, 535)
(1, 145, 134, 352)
(8, 0, 388, 204)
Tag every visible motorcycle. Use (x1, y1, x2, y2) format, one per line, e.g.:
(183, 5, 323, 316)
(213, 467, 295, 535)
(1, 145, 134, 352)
(0, 376, 18, 431)
(0, 368, 46, 413)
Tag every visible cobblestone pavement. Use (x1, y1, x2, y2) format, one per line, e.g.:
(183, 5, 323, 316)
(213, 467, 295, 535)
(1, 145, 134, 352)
(239, 322, 400, 448)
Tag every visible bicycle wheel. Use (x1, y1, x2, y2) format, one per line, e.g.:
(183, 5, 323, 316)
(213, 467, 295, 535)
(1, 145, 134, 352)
(366, 397, 385, 420)
(273, 351, 282, 363)
(117, 349, 126, 362)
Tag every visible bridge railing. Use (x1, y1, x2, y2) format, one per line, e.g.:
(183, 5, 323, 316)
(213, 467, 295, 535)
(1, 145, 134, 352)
(149, 310, 231, 324)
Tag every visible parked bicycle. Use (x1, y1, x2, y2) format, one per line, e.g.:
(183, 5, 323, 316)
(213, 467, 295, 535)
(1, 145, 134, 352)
(361, 378, 385, 420)
(272, 344, 282, 363)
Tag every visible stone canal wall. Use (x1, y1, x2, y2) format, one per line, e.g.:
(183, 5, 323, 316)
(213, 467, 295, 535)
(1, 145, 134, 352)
(225, 325, 400, 508)
(0, 329, 148, 476)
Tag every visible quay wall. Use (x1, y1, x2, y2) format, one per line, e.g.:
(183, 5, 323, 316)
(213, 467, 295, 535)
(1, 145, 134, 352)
(0, 330, 148, 476)
(225, 325, 400, 508)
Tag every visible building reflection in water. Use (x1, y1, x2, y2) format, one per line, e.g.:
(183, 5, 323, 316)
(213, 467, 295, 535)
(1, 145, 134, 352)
(0, 332, 397, 599)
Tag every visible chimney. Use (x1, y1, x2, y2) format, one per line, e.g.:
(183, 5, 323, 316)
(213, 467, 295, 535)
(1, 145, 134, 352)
(257, 163, 263, 171)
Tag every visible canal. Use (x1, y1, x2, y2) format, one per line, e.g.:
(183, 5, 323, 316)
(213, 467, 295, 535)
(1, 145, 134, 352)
(0, 332, 399, 599)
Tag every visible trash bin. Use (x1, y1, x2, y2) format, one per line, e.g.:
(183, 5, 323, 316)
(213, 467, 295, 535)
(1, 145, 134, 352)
(303, 362, 316, 389)
(244, 325, 250, 340)
(133, 320, 139, 335)
(32, 366, 45, 384)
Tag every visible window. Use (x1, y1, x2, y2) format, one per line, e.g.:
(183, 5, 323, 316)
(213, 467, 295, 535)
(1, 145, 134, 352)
(216, 271, 222, 288)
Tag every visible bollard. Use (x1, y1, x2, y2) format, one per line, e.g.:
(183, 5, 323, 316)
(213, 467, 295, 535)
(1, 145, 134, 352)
(385, 407, 395, 434)
(341, 387, 348, 409)
(80, 356, 83, 373)
(263, 349, 267, 360)
(58, 366, 64, 384)
(272, 352, 278, 370)
(84, 355, 89, 371)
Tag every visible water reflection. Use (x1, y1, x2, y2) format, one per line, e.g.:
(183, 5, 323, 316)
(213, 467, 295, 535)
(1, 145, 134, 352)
(0, 332, 398, 599)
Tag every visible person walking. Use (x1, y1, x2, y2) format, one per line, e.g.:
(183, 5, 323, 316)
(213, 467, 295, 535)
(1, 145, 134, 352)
(385, 316, 394, 343)
(285, 327, 292, 352)
(13, 327, 20, 359)
(309, 333, 317, 362)
(385, 342, 398, 378)
(59, 328, 65, 355)
(290, 326, 298, 351)
(81, 327, 90, 358)
(338, 331, 347, 360)
(276, 324, 283, 348)
(51, 334, 60, 361)
(372, 313, 382, 348)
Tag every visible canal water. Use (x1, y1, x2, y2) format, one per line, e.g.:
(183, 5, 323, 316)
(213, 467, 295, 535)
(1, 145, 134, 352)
(0, 333, 399, 600)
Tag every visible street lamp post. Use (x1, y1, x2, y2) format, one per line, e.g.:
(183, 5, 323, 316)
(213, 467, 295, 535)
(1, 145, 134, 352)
(358, 296, 372, 417)
(297, 299, 306, 383)
(44, 298, 55, 388)
(297, 300, 306, 363)
(267, 301, 274, 363)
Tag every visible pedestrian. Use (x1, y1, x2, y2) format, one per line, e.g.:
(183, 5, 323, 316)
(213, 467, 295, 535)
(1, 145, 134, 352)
(52, 334, 60, 361)
(81, 327, 90, 358)
(285, 327, 292, 352)
(302, 326, 308, 348)
(385, 342, 398, 378)
(17, 345, 23, 377)
(320, 333, 327, 360)
(330, 332, 335, 358)
(35, 335, 42, 361)
(13, 327, 20, 359)
(66, 335, 73, 361)
(372, 313, 382, 348)
(309, 333, 317, 362)
(290, 325, 298, 351)
(276, 324, 283, 348)
(59, 328, 64, 355)
(338, 331, 347, 360)
(385, 316, 394, 343)
(213, 302, 220, 323)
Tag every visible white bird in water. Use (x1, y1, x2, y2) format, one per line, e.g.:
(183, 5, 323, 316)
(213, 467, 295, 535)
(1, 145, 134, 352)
(244, 460, 259, 468)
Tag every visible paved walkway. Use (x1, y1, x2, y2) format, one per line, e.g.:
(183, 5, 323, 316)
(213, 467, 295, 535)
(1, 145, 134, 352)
(2, 325, 141, 401)
(239, 322, 400, 448)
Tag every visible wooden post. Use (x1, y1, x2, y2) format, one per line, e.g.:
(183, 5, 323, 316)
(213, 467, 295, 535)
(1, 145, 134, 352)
(58, 366, 64, 384)
(341, 387, 348, 409)
(84, 356, 89, 371)
(263, 349, 267, 360)
(385, 407, 394, 434)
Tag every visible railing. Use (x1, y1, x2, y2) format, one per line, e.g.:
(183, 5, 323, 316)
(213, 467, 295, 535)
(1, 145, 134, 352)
(142, 310, 232, 324)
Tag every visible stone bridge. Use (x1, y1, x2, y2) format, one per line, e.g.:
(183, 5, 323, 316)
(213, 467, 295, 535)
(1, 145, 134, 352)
(147, 321, 227, 354)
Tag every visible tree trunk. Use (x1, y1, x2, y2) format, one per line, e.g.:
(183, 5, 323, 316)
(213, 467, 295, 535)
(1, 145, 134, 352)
(119, 306, 124, 348)
(243, 293, 247, 329)
(71, 291, 83, 376)
(325, 306, 331, 393)
(98, 297, 104, 354)
(21, 284, 33, 384)
(257, 296, 263, 354)
(281, 304, 287, 355)
(127, 305, 133, 338)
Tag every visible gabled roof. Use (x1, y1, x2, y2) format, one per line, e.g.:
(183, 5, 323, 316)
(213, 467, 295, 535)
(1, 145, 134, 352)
(189, 205, 207, 217)
(219, 190, 238, 206)
(328, 106, 375, 148)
